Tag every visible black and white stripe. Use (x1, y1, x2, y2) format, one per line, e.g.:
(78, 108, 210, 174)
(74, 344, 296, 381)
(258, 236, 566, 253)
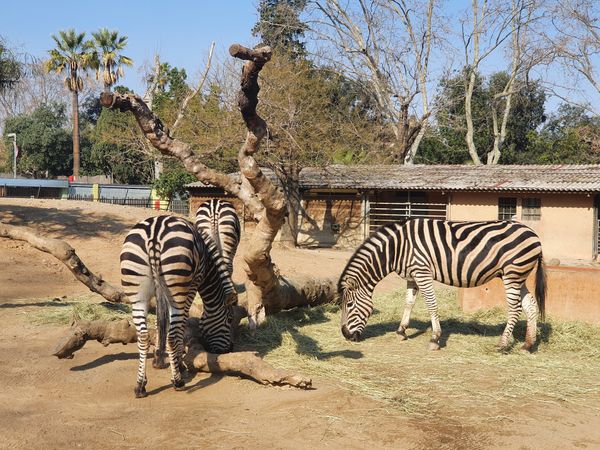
(195, 199, 241, 275)
(120, 215, 236, 398)
(339, 219, 547, 351)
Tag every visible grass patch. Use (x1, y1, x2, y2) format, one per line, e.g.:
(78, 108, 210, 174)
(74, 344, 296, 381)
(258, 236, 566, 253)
(239, 286, 600, 419)
(28, 293, 134, 326)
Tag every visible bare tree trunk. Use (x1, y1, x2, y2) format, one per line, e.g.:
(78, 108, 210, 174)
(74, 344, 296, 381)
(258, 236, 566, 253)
(101, 44, 337, 329)
(71, 89, 80, 178)
(464, 69, 482, 165)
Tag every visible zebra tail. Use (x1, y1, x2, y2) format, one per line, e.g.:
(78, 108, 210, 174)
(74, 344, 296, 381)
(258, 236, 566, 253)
(535, 254, 547, 322)
(149, 247, 168, 357)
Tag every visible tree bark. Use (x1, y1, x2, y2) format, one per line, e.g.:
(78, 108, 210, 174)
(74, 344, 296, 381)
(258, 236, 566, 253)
(71, 88, 80, 178)
(52, 319, 312, 389)
(100, 44, 338, 330)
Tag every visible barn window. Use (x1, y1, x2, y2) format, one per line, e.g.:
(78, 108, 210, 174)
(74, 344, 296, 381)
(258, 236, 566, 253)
(522, 198, 541, 221)
(498, 197, 517, 220)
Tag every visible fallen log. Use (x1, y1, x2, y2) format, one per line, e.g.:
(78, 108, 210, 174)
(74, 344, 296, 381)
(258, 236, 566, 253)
(184, 344, 312, 389)
(52, 318, 312, 389)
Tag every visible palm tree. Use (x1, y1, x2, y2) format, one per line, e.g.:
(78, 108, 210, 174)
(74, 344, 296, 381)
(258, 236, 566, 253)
(44, 29, 96, 178)
(91, 28, 133, 93)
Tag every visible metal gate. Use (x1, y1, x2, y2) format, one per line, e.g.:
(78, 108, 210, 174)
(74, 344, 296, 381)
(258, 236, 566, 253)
(368, 199, 447, 233)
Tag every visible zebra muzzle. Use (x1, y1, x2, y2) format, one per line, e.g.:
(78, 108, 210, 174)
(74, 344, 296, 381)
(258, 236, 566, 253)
(341, 325, 361, 342)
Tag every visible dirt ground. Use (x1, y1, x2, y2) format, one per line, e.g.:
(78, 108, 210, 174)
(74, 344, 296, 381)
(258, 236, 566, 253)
(1, 198, 599, 449)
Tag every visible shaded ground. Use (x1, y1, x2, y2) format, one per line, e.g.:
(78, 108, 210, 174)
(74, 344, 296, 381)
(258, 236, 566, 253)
(1, 198, 599, 449)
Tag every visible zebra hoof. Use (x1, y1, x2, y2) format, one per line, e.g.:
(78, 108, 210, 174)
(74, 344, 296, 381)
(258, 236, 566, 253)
(134, 385, 147, 398)
(172, 379, 186, 391)
(520, 344, 533, 353)
(496, 344, 510, 353)
(396, 330, 408, 341)
(428, 340, 440, 351)
(152, 356, 169, 369)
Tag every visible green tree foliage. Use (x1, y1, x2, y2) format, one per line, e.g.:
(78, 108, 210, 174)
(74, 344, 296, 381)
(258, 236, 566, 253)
(253, 0, 307, 59)
(3, 104, 72, 177)
(91, 28, 133, 93)
(152, 161, 196, 201)
(152, 64, 190, 111)
(508, 104, 600, 164)
(83, 96, 154, 184)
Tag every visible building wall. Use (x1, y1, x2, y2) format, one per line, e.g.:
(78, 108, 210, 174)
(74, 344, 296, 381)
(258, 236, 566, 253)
(458, 266, 600, 324)
(297, 191, 365, 248)
(449, 192, 596, 261)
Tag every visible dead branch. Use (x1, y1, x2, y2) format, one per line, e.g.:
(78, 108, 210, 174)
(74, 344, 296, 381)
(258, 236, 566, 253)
(52, 318, 146, 359)
(184, 344, 312, 389)
(0, 222, 127, 304)
(99, 91, 265, 220)
(171, 42, 215, 134)
(52, 318, 312, 389)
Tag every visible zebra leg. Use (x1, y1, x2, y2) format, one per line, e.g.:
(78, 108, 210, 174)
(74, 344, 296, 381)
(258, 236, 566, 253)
(130, 280, 153, 398)
(413, 272, 441, 351)
(168, 303, 187, 390)
(520, 285, 538, 352)
(397, 280, 418, 341)
(498, 278, 523, 351)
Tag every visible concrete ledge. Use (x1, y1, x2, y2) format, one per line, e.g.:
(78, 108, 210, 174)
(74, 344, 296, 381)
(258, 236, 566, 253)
(458, 266, 600, 324)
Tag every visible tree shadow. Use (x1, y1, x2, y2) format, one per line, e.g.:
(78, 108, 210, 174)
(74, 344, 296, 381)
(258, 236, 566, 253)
(184, 373, 224, 393)
(0, 300, 74, 309)
(0, 204, 136, 240)
(70, 352, 138, 371)
(237, 306, 364, 361)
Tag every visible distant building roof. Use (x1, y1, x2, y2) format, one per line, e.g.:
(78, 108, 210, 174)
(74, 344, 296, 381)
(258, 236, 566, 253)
(0, 178, 68, 188)
(186, 169, 279, 188)
(186, 165, 600, 193)
(300, 165, 600, 193)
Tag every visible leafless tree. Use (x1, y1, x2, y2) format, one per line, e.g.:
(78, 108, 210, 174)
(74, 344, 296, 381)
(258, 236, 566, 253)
(308, 0, 446, 164)
(461, 0, 545, 164)
(544, 0, 600, 107)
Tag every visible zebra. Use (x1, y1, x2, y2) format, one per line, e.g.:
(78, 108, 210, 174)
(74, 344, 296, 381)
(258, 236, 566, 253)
(338, 218, 547, 352)
(120, 215, 237, 398)
(195, 199, 241, 275)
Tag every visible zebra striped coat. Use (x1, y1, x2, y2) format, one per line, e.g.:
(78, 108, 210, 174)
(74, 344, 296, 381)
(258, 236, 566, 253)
(195, 199, 241, 275)
(339, 219, 546, 352)
(120, 215, 236, 398)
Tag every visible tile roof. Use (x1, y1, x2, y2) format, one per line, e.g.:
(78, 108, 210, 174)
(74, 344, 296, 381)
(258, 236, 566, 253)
(187, 165, 600, 193)
(300, 165, 600, 192)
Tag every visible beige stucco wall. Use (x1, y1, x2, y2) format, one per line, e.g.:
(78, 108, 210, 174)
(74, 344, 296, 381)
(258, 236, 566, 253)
(448, 192, 596, 261)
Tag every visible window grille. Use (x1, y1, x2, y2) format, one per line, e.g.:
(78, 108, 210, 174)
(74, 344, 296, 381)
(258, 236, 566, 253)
(522, 198, 541, 221)
(498, 197, 517, 220)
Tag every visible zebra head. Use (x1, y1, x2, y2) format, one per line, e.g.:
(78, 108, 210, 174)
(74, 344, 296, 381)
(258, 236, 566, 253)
(339, 275, 374, 342)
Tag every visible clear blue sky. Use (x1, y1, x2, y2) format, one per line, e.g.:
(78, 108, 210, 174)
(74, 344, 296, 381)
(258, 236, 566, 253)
(2, 0, 260, 93)
(2, 1, 598, 113)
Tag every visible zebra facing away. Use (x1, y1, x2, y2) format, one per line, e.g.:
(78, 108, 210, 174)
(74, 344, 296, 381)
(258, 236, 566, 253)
(120, 215, 237, 398)
(195, 199, 241, 275)
(339, 219, 547, 352)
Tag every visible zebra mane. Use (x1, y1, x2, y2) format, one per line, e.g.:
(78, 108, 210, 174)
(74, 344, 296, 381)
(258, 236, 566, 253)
(337, 219, 409, 293)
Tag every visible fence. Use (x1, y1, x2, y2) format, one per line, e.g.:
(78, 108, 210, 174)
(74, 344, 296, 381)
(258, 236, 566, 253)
(68, 194, 190, 215)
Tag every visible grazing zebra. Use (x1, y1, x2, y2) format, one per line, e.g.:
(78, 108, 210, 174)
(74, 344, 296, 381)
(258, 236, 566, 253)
(338, 219, 547, 352)
(120, 215, 236, 398)
(195, 199, 241, 275)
